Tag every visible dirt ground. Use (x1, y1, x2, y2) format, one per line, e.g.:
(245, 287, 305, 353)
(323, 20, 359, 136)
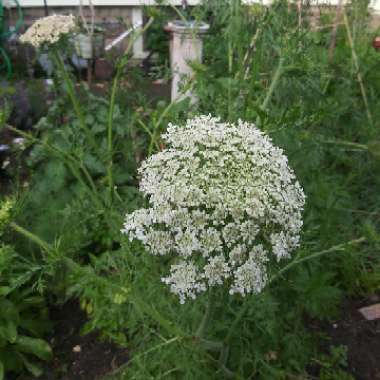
(327, 294, 380, 380)
(310, 292, 380, 380)
(21, 301, 129, 380)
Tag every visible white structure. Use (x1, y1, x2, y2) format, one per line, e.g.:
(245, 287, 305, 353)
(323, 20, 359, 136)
(6, 0, 380, 60)
(6, 0, 380, 74)
(166, 20, 209, 102)
(5, 1, 201, 59)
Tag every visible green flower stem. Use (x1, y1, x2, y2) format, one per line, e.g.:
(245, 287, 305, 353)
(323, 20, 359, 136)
(107, 64, 123, 205)
(10, 222, 55, 258)
(271, 237, 366, 283)
(227, 1, 234, 119)
(51, 50, 100, 156)
(319, 139, 369, 151)
(261, 56, 285, 112)
(106, 17, 154, 204)
(148, 109, 172, 156)
(219, 237, 366, 369)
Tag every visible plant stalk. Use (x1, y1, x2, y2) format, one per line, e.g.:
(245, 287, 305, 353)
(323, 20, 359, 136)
(51, 50, 100, 155)
(261, 56, 285, 111)
(343, 11, 373, 126)
(106, 17, 154, 204)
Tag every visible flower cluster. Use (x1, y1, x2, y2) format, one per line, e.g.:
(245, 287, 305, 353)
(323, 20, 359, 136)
(19, 14, 76, 48)
(122, 115, 305, 303)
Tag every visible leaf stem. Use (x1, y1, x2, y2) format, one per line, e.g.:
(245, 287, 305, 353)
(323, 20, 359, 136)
(10, 222, 54, 257)
(342, 11, 373, 126)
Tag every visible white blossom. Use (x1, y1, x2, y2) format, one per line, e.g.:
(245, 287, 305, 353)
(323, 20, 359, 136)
(161, 262, 206, 304)
(230, 253, 268, 296)
(229, 245, 246, 266)
(203, 255, 230, 286)
(121, 115, 305, 303)
(20, 14, 76, 48)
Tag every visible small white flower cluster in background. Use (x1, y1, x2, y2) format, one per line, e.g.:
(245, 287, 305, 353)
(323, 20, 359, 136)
(122, 115, 305, 304)
(19, 14, 76, 48)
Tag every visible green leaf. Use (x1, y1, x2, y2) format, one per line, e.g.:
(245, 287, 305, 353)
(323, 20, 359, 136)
(85, 114, 95, 125)
(84, 153, 106, 175)
(20, 354, 43, 377)
(34, 160, 68, 194)
(19, 318, 52, 337)
(95, 107, 108, 123)
(0, 299, 19, 321)
(15, 336, 53, 361)
(0, 321, 17, 343)
(0, 287, 11, 297)
(92, 123, 106, 134)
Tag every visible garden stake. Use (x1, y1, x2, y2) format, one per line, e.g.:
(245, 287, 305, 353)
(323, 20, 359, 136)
(343, 10, 373, 126)
(328, 0, 344, 63)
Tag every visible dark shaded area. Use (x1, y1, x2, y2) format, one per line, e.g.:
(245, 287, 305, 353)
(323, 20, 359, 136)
(310, 292, 380, 380)
(19, 300, 128, 380)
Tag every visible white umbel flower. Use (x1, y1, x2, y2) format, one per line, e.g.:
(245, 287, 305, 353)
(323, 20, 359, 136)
(122, 115, 305, 303)
(229, 253, 268, 296)
(161, 262, 206, 304)
(20, 14, 76, 48)
(203, 255, 230, 286)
